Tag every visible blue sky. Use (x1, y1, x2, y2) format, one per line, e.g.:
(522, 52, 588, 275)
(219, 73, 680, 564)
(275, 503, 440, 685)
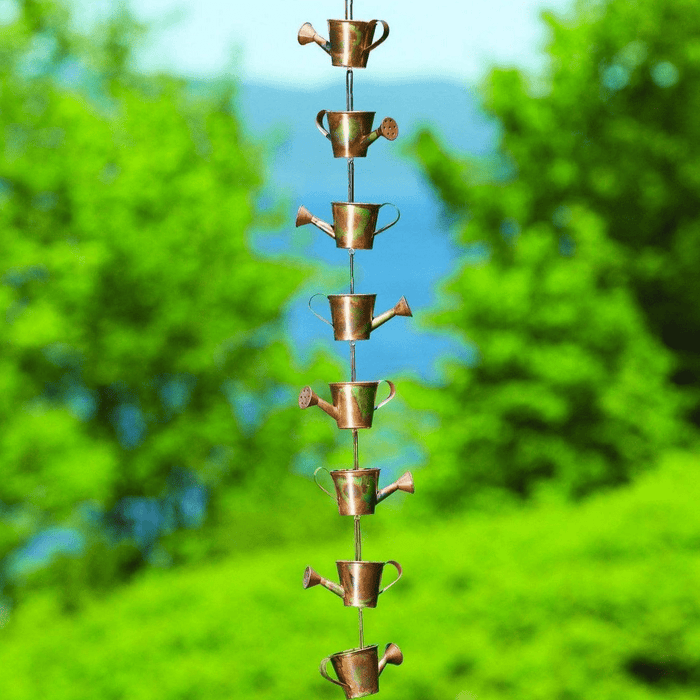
(100, 0, 574, 86)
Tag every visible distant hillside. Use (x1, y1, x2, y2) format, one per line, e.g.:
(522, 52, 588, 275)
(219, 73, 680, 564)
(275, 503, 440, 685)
(233, 78, 497, 212)
(231, 79, 498, 380)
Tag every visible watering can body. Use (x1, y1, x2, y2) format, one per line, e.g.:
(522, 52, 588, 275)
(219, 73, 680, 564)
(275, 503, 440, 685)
(303, 560, 403, 608)
(298, 381, 395, 429)
(298, 19, 390, 68)
(309, 293, 412, 341)
(314, 467, 415, 515)
(320, 643, 403, 699)
(316, 111, 398, 158)
(296, 201, 400, 250)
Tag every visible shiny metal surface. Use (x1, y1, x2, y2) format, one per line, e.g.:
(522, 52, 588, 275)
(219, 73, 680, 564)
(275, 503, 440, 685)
(297, 22, 331, 54)
(327, 19, 389, 68)
(295, 201, 400, 249)
(303, 560, 402, 608)
(298, 20, 389, 68)
(314, 467, 415, 516)
(376, 470, 415, 503)
(319, 644, 403, 699)
(298, 380, 395, 429)
(316, 111, 399, 158)
(308, 293, 412, 341)
(296, 1, 411, 688)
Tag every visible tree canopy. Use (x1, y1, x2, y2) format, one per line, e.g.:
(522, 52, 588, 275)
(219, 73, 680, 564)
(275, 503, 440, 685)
(0, 0, 341, 604)
(408, 0, 695, 507)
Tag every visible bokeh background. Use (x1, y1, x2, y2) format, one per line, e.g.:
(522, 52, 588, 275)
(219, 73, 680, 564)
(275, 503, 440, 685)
(3, 0, 700, 698)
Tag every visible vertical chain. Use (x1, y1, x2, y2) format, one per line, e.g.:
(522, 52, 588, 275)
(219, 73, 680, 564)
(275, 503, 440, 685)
(346, 70, 354, 204)
(349, 249, 355, 292)
(347, 160, 354, 201)
(356, 504, 364, 646)
(347, 0, 361, 652)
(346, 70, 354, 111)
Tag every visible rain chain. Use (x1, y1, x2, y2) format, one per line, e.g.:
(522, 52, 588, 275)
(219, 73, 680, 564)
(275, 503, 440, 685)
(296, 3, 415, 697)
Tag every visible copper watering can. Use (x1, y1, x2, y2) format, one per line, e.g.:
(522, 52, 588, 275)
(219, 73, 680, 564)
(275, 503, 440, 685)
(299, 381, 395, 429)
(303, 560, 402, 608)
(320, 643, 403, 699)
(295, 201, 400, 250)
(309, 293, 412, 341)
(298, 19, 390, 69)
(314, 467, 415, 516)
(316, 111, 398, 158)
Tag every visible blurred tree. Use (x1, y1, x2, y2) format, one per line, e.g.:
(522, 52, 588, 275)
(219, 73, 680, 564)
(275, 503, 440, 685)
(0, 0, 340, 605)
(408, 0, 695, 507)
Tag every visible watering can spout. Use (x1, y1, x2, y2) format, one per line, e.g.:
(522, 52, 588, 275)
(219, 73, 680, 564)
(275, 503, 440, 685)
(303, 566, 344, 598)
(378, 643, 403, 675)
(296, 205, 336, 239)
(376, 471, 414, 503)
(299, 386, 339, 421)
(360, 117, 399, 149)
(298, 22, 331, 54)
(371, 296, 412, 332)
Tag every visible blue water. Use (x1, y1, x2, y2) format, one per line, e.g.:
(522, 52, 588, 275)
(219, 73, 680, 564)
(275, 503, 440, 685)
(239, 79, 497, 382)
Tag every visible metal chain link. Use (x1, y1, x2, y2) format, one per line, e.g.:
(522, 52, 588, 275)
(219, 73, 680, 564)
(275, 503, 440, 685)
(346, 0, 362, 651)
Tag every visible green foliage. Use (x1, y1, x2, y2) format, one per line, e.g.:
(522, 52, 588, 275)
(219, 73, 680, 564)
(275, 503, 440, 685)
(401, 205, 687, 506)
(0, 0, 343, 601)
(408, 0, 696, 505)
(2, 452, 699, 700)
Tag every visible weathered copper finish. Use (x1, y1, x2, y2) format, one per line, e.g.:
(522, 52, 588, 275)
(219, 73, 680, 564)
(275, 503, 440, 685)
(297, 22, 331, 53)
(303, 560, 402, 608)
(377, 470, 415, 503)
(338, 561, 402, 607)
(295, 201, 400, 250)
(298, 380, 395, 429)
(319, 644, 403, 699)
(328, 19, 389, 68)
(316, 111, 399, 158)
(334, 201, 400, 248)
(314, 467, 415, 516)
(298, 20, 389, 68)
(309, 293, 412, 341)
(296, 4, 412, 691)
(303, 565, 344, 597)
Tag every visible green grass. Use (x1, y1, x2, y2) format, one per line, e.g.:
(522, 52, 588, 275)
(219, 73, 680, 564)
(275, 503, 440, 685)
(2, 452, 699, 700)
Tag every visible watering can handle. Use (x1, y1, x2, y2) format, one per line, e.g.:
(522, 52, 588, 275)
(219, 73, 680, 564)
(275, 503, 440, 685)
(373, 203, 401, 237)
(315, 110, 331, 140)
(379, 560, 403, 595)
(319, 657, 348, 689)
(375, 379, 396, 411)
(308, 293, 333, 328)
(313, 466, 335, 500)
(366, 20, 390, 53)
